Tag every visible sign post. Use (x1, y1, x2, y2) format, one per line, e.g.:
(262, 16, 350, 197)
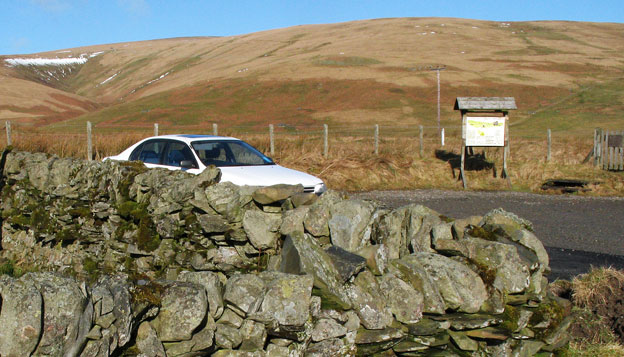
(455, 97, 516, 189)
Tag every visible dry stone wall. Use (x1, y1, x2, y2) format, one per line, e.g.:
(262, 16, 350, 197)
(0, 149, 572, 356)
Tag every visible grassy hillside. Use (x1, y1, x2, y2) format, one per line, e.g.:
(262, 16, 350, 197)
(1, 18, 623, 136)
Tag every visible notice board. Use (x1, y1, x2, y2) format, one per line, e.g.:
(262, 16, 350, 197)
(464, 117, 505, 147)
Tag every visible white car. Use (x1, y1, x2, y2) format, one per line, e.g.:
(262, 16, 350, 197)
(103, 134, 327, 195)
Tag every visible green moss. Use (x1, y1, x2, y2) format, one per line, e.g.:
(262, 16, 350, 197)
(529, 297, 566, 339)
(130, 278, 165, 307)
(467, 226, 498, 241)
(117, 201, 150, 223)
(7, 214, 30, 226)
(312, 286, 351, 311)
(467, 258, 498, 287)
(0, 260, 15, 276)
(184, 213, 199, 231)
(56, 227, 82, 244)
(68, 206, 91, 218)
(439, 215, 454, 223)
(500, 305, 521, 333)
(30, 207, 52, 234)
(136, 218, 161, 252)
(0, 259, 34, 277)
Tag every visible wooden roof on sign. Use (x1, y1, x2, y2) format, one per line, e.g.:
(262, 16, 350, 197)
(454, 97, 517, 111)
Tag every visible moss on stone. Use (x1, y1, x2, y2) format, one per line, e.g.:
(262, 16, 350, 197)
(312, 286, 351, 311)
(130, 278, 165, 307)
(7, 214, 30, 226)
(500, 304, 521, 333)
(529, 297, 566, 339)
(68, 206, 91, 218)
(439, 215, 455, 223)
(136, 218, 161, 252)
(467, 226, 498, 241)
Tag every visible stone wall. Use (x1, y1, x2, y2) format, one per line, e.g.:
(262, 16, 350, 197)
(0, 149, 571, 356)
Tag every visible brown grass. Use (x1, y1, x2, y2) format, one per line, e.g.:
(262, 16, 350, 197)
(572, 267, 624, 308)
(2, 125, 622, 196)
(560, 267, 624, 355)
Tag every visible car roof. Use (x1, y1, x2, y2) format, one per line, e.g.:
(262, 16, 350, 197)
(146, 134, 240, 144)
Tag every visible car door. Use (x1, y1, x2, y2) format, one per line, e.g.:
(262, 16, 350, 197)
(162, 141, 201, 173)
(130, 139, 167, 168)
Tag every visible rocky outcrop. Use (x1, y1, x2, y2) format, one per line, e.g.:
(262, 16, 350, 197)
(0, 150, 570, 356)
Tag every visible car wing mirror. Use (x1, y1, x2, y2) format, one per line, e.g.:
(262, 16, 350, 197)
(180, 160, 195, 169)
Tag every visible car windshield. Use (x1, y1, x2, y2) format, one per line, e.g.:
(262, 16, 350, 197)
(191, 140, 274, 167)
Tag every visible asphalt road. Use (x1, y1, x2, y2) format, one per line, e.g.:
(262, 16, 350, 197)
(351, 190, 624, 281)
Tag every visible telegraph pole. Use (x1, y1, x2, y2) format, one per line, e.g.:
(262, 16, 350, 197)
(431, 66, 445, 134)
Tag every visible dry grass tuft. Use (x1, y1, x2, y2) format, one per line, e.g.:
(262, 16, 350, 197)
(572, 266, 624, 308)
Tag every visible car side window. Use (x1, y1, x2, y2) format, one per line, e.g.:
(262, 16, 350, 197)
(164, 142, 197, 168)
(130, 140, 166, 164)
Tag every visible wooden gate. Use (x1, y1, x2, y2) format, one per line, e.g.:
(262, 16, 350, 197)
(594, 129, 624, 170)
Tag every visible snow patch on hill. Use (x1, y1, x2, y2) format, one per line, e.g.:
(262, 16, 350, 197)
(4, 52, 104, 67)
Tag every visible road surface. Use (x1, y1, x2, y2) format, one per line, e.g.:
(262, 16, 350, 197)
(351, 190, 624, 280)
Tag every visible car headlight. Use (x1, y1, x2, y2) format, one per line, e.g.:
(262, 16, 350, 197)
(314, 183, 327, 195)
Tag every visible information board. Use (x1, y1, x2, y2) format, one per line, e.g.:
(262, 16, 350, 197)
(465, 117, 505, 147)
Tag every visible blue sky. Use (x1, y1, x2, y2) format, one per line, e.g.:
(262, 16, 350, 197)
(2, 0, 623, 55)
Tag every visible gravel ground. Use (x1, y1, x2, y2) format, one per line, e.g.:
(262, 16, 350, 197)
(350, 190, 624, 280)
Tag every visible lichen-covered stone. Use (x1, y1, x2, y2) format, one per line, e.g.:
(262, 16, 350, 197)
(243, 210, 281, 251)
(224, 274, 266, 317)
(389, 258, 446, 315)
(252, 184, 304, 205)
(255, 271, 314, 329)
(279, 232, 352, 310)
(0, 275, 43, 357)
(411, 252, 488, 313)
(329, 199, 376, 251)
(154, 282, 207, 342)
(136, 321, 166, 357)
(348, 271, 393, 330)
(178, 270, 226, 319)
(378, 273, 424, 324)
(27, 272, 90, 357)
(311, 318, 348, 342)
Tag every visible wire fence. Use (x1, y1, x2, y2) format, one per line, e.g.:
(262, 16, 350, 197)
(1, 120, 594, 167)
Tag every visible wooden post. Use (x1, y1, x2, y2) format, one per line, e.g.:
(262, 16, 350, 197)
(87, 121, 93, 161)
(547, 129, 551, 162)
(419, 125, 424, 158)
(374, 124, 379, 155)
(502, 114, 511, 186)
(5, 121, 11, 146)
(154, 123, 159, 136)
(460, 145, 467, 189)
(323, 124, 328, 158)
(604, 130, 610, 170)
(600, 129, 605, 168)
(269, 124, 275, 157)
(460, 115, 467, 188)
(213, 123, 218, 136)
(593, 128, 599, 167)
